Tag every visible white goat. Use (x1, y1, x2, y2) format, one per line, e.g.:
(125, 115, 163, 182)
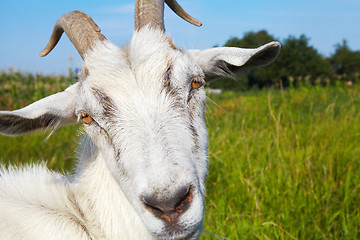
(0, 0, 280, 239)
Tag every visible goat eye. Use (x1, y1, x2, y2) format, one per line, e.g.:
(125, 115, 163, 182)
(191, 79, 204, 89)
(80, 113, 94, 124)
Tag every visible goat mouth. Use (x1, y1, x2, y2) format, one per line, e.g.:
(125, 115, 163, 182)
(165, 224, 195, 237)
(155, 225, 200, 240)
(142, 186, 202, 239)
(147, 210, 202, 240)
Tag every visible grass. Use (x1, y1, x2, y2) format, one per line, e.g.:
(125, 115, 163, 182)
(0, 71, 359, 239)
(203, 85, 360, 239)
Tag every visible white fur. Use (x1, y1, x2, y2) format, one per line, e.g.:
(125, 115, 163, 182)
(0, 25, 280, 239)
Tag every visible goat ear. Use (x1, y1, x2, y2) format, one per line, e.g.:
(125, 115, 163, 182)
(0, 83, 78, 136)
(189, 41, 280, 81)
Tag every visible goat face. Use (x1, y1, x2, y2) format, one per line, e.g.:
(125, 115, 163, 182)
(0, 1, 280, 239)
(78, 28, 208, 238)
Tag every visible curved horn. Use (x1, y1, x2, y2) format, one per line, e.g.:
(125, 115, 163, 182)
(165, 0, 202, 27)
(135, 0, 202, 31)
(40, 10, 107, 60)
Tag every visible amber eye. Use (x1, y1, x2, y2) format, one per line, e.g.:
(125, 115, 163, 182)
(191, 79, 204, 89)
(80, 113, 94, 124)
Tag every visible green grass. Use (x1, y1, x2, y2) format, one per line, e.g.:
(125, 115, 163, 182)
(0, 72, 359, 239)
(203, 86, 360, 239)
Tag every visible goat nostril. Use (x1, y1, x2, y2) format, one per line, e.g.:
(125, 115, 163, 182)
(143, 186, 193, 218)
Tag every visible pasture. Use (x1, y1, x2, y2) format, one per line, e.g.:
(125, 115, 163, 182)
(0, 71, 359, 239)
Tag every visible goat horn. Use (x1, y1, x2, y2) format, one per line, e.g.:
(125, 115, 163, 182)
(40, 10, 107, 60)
(165, 0, 202, 27)
(135, 0, 202, 31)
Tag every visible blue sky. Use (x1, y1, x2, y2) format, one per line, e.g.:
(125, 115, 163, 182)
(1, 0, 359, 75)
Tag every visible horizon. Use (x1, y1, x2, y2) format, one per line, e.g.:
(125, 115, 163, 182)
(1, 0, 359, 75)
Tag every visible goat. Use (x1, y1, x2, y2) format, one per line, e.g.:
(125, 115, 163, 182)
(0, 0, 280, 239)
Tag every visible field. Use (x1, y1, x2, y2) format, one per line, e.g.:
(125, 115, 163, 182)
(0, 72, 359, 239)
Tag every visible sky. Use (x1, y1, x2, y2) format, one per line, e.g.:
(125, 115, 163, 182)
(0, 0, 359, 75)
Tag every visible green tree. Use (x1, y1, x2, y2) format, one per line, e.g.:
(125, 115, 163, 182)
(208, 31, 333, 90)
(330, 40, 360, 80)
(273, 35, 332, 87)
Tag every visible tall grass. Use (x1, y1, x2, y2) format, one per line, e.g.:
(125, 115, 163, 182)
(0, 70, 73, 110)
(0, 71, 359, 239)
(203, 85, 360, 239)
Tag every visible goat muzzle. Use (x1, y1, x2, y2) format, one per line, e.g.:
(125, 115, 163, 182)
(142, 186, 193, 224)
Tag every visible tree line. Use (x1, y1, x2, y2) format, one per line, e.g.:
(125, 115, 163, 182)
(208, 30, 360, 91)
